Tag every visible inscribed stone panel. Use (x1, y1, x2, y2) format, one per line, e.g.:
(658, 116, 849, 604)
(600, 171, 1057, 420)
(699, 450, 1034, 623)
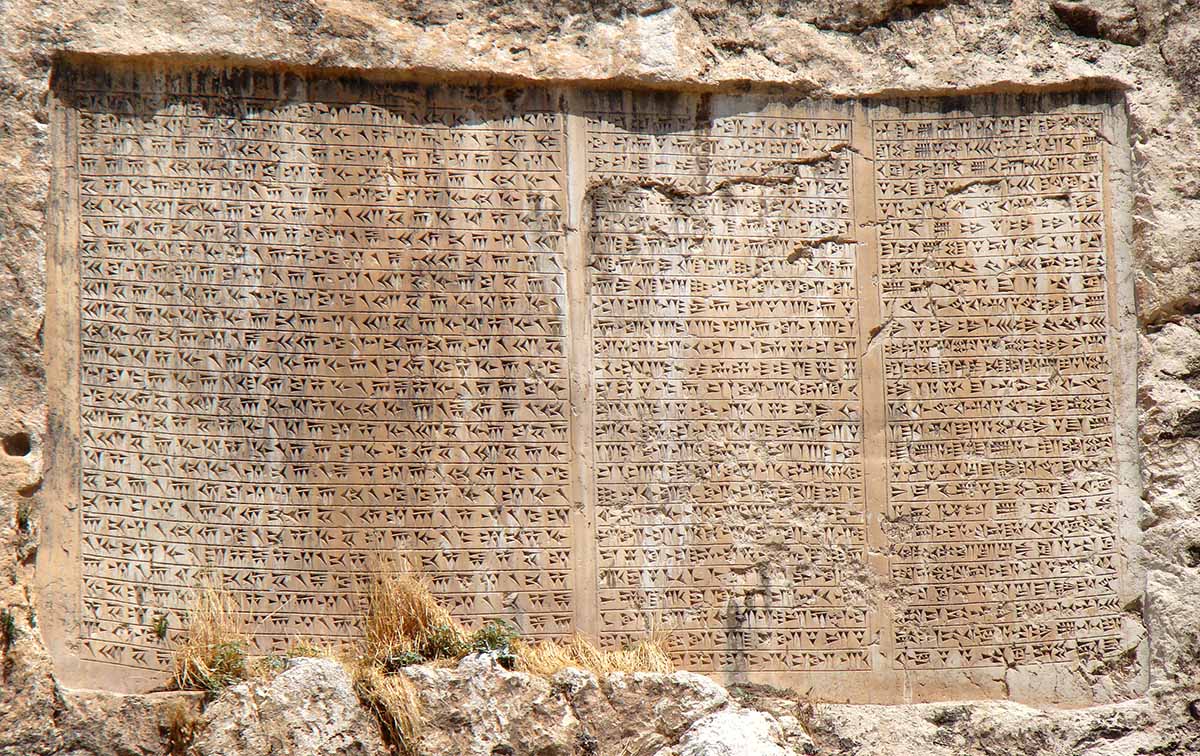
(866, 98, 1140, 701)
(41, 63, 1141, 703)
(43, 65, 573, 689)
(580, 93, 872, 687)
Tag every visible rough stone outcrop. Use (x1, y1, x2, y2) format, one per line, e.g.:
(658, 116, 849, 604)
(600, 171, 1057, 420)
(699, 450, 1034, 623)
(660, 707, 812, 756)
(403, 656, 580, 756)
(166, 655, 817, 756)
(803, 699, 1165, 756)
(181, 656, 1196, 756)
(1050, 0, 1144, 45)
(0, 0, 1199, 753)
(564, 667, 733, 753)
(190, 658, 387, 756)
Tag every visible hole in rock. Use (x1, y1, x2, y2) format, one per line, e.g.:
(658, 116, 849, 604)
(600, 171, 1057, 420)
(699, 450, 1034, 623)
(2, 433, 31, 457)
(1186, 544, 1200, 568)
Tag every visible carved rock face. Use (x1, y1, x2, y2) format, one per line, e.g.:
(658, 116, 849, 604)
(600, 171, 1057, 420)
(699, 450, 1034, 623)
(37, 62, 1143, 705)
(2, 0, 1200, 753)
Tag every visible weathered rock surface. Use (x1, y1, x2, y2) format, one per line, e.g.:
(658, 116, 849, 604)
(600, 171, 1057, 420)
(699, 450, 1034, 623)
(180, 657, 1197, 756)
(804, 699, 1170, 756)
(657, 707, 811, 756)
(180, 656, 771, 756)
(405, 655, 767, 756)
(568, 668, 732, 754)
(404, 655, 580, 756)
(1050, 0, 1144, 45)
(56, 688, 204, 756)
(190, 658, 387, 756)
(0, 0, 1199, 753)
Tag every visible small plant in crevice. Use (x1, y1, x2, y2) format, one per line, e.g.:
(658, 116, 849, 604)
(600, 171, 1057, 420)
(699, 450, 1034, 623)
(161, 701, 200, 756)
(194, 641, 248, 692)
(153, 612, 169, 640)
(420, 622, 469, 660)
(469, 620, 520, 670)
(14, 499, 37, 562)
(256, 653, 289, 677)
(0, 608, 17, 651)
(381, 649, 428, 672)
(15, 500, 32, 534)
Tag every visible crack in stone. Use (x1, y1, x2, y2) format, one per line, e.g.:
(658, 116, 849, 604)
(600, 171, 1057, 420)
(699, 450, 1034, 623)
(1090, 126, 1115, 146)
(786, 234, 859, 262)
(942, 177, 1003, 196)
(586, 142, 853, 201)
(863, 316, 895, 356)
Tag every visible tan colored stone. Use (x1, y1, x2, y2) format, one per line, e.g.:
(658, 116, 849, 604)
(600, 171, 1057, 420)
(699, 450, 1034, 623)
(36, 63, 1144, 704)
(57, 688, 205, 756)
(0, 0, 1193, 752)
(568, 670, 732, 755)
(653, 707, 812, 756)
(191, 658, 387, 756)
(399, 656, 806, 756)
(403, 656, 581, 756)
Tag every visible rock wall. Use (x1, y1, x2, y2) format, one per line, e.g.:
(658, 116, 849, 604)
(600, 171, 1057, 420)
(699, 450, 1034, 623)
(1, 0, 1200, 753)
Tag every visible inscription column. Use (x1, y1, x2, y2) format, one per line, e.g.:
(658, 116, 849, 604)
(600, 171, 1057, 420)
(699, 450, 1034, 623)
(65, 69, 574, 670)
(871, 106, 1125, 683)
(582, 94, 872, 682)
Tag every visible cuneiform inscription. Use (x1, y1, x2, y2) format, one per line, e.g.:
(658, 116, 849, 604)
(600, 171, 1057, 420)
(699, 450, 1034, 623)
(872, 112, 1124, 670)
(68, 71, 572, 669)
(584, 97, 870, 674)
(46, 66, 1137, 701)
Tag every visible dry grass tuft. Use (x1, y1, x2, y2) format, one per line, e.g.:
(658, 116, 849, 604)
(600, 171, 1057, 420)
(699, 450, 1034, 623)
(353, 660, 423, 756)
(169, 561, 673, 754)
(605, 638, 675, 674)
(360, 566, 672, 679)
(287, 638, 348, 660)
(515, 634, 674, 677)
(172, 584, 249, 692)
(512, 636, 577, 676)
(363, 570, 470, 668)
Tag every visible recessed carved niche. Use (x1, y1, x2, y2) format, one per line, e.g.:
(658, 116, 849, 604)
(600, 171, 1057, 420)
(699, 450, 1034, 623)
(39, 60, 1142, 703)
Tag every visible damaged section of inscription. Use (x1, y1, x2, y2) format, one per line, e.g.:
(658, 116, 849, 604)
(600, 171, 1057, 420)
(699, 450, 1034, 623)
(582, 103, 871, 684)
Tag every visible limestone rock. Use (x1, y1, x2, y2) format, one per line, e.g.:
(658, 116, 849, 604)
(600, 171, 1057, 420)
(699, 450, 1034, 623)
(56, 688, 204, 756)
(402, 656, 738, 756)
(190, 658, 387, 756)
(807, 699, 1159, 756)
(567, 669, 731, 755)
(655, 707, 813, 756)
(803, 0, 953, 33)
(1050, 0, 1144, 46)
(0, 620, 63, 756)
(403, 655, 580, 756)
